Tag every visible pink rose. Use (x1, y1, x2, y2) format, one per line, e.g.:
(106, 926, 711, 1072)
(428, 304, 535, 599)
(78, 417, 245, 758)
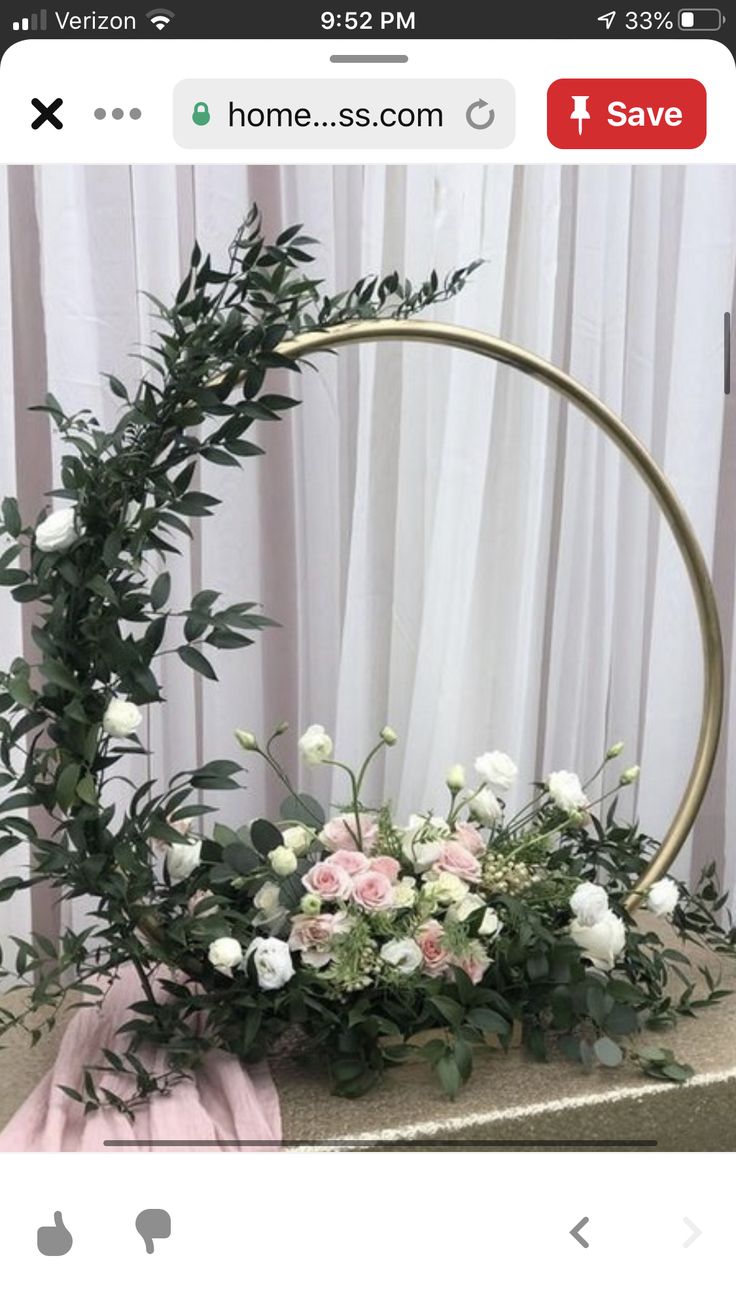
(416, 920, 451, 978)
(435, 840, 481, 885)
(187, 889, 218, 917)
(369, 855, 401, 882)
(322, 849, 371, 878)
(320, 814, 379, 854)
(352, 870, 395, 912)
(152, 816, 192, 855)
(453, 822, 485, 858)
(451, 948, 491, 985)
(288, 912, 347, 968)
(302, 859, 353, 901)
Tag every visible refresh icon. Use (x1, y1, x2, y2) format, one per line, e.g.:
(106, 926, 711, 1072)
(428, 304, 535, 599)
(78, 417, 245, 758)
(465, 98, 496, 129)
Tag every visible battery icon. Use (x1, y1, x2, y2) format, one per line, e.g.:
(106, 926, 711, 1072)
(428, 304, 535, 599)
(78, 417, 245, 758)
(678, 8, 723, 29)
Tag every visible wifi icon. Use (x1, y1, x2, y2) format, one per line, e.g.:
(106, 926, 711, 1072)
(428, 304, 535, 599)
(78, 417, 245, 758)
(147, 7, 174, 29)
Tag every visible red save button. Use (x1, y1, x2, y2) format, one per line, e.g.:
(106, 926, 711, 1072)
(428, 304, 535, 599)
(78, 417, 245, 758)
(547, 79, 707, 149)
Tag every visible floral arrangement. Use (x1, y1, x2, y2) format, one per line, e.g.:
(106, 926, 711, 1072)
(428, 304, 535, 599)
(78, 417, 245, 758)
(0, 209, 733, 1113)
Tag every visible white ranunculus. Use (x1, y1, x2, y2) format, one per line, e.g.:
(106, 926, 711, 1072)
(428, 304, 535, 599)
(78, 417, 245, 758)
(547, 769, 589, 814)
(392, 877, 417, 909)
(253, 880, 287, 930)
(102, 697, 143, 739)
(208, 937, 244, 969)
(246, 937, 295, 991)
(569, 882, 609, 927)
(401, 814, 450, 870)
(446, 764, 466, 791)
(298, 724, 333, 765)
(469, 787, 503, 827)
(429, 871, 470, 906)
(268, 845, 298, 876)
(35, 506, 79, 553)
(474, 751, 518, 791)
(646, 876, 680, 918)
(282, 826, 314, 857)
(166, 837, 203, 881)
(380, 937, 423, 975)
(570, 910, 626, 972)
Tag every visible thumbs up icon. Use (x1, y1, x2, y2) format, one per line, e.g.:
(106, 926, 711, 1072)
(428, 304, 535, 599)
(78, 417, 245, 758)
(37, 1211, 73, 1257)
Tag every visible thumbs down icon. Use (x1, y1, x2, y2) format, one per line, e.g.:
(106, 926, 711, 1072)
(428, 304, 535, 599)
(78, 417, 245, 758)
(136, 1208, 171, 1253)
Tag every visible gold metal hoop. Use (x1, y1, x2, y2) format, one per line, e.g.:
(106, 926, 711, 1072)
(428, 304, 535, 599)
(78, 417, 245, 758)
(275, 320, 723, 907)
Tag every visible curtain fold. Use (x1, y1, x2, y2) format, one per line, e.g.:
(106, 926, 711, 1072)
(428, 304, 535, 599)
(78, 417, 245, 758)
(1, 162, 735, 961)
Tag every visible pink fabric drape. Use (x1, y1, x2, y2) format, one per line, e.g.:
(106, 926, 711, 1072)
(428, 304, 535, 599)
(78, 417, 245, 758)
(0, 967, 281, 1151)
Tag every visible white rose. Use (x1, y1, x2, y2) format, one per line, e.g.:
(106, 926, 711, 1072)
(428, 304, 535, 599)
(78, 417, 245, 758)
(570, 910, 626, 972)
(166, 837, 203, 881)
(298, 724, 333, 765)
(380, 938, 423, 975)
(446, 764, 466, 791)
(469, 787, 503, 827)
(474, 751, 518, 791)
(35, 506, 78, 553)
(282, 826, 314, 857)
(253, 880, 287, 929)
(569, 882, 609, 927)
(646, 876, 680, 918)
(246, 937, 295, 991)
(392, 877, 417, 909)
(479, 907, 501, 939)
(427, 871, 469, 906)
(103, 697, 143, 739)
(208, 937, 243, 969)
(268, 845, 298, 876)
(547, 769, 589, 814)
(448, 892, 485, 923)
(401, 814, 450, 870)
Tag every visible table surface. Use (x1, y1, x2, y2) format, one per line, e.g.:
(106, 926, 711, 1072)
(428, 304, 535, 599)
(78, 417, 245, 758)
(2, 920, 735, 1150)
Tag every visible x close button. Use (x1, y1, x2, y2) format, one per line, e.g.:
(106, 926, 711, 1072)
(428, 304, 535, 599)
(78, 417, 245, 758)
(31, 98, 64, 130)
(547, 79, 706, 149)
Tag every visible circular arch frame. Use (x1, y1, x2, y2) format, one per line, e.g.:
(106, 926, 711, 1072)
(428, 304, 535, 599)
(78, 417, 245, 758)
(274, 320, 724, 908)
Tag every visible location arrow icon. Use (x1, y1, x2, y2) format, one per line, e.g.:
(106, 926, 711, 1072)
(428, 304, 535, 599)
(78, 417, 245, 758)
(598, 10, 616, 28)
(570, 1216, 590, 1248)
(683, 1217, 702, 1248)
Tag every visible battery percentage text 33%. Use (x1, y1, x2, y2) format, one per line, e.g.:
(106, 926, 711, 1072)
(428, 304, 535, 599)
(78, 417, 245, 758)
(625, 11, 674, 27)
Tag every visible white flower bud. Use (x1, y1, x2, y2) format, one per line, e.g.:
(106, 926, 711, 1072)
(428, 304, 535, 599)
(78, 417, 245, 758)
(606, 741, 625, 759)
(380, 726, 398, 746)
(620, 765, 640, 786)
(268, 845, 298, 876)
(300, 893, 323, 915)
(234, 729, 258, 751)
(283, 826, 314, 857)
(446, 764, 466, 792)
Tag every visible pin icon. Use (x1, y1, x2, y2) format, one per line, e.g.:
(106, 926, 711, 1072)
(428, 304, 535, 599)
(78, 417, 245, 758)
(37, 1211, 73, 1257)
(135, 1208, 171, 1253)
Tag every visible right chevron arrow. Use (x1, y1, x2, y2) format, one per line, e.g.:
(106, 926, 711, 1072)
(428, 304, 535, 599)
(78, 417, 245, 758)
(683, 1218, 702, 1248)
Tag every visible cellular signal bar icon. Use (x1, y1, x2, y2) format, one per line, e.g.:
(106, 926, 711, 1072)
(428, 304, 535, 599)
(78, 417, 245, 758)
(12, 8, 47, 30)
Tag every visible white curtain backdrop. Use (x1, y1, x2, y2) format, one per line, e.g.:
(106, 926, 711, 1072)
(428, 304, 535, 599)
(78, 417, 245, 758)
(1, 163, 736, 955)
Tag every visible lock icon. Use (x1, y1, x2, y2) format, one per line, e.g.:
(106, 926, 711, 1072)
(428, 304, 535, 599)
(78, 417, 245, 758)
(192, 101, 210, 127)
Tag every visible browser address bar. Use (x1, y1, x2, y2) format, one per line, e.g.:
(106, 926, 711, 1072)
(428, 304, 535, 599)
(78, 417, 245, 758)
(174, 80, 515, 149)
